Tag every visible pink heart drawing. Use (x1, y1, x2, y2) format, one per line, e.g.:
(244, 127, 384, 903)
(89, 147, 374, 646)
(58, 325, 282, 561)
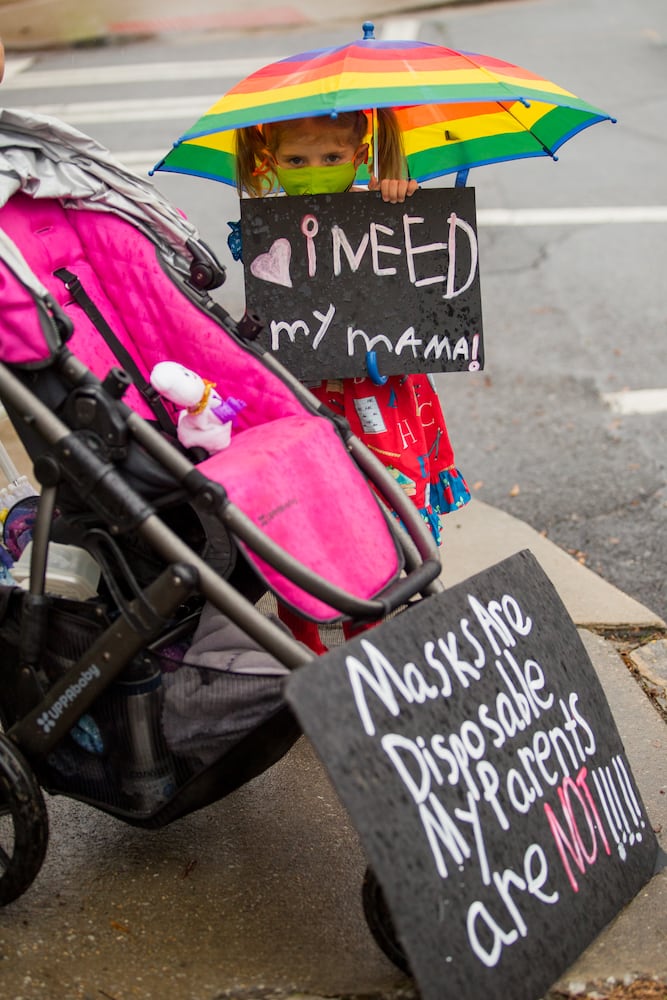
(249, 238, 292, 288)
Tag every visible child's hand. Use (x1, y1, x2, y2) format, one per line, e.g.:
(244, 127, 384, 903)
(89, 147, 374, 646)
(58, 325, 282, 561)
(368, 177, 419, 203)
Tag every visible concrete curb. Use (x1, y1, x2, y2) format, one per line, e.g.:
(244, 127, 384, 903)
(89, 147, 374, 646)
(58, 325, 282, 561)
(439, 500, 667, 631)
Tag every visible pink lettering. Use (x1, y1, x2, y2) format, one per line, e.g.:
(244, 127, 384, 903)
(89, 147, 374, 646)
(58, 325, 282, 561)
(543, 766, 610, 892)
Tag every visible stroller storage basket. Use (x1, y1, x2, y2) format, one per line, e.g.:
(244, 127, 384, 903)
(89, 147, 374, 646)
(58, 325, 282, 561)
(0, 589, 294, 823)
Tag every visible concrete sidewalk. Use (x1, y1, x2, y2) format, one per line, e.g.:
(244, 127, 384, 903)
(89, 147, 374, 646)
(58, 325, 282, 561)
(0, 409, 665, 1000)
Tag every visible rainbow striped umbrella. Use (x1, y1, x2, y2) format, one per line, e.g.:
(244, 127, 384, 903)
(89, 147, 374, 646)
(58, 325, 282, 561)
(152, 23, 615, 187)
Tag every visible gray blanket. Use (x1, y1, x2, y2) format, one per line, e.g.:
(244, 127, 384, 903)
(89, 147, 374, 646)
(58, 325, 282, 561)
(161, 604, 292, 766)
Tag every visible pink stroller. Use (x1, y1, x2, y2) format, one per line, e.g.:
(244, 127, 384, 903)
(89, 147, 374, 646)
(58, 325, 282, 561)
(0, 109, 443, 908)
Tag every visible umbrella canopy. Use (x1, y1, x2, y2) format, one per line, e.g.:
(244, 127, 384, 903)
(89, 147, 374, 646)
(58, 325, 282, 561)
(152, 23, 615, 187)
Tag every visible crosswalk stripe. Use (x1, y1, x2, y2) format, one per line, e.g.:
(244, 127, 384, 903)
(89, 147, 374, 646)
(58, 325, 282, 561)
(0, 57, 281, 90)
(478, 206, 667, 225)
(0, 22, 410, 91)
(603, 389, 667, 416)
(1, 57, 35, 82)
(380, 18, 422, 40)
(22, 95, 220, 125)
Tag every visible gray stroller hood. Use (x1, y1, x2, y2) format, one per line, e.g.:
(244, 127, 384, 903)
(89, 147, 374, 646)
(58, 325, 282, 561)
(0, 107, 212, 270)
(0, 108, 225, 364)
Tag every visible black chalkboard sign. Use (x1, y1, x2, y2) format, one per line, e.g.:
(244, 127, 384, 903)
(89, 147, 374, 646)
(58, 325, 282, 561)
(241, 187, 483, 381)
(286, 550, 658, 1000)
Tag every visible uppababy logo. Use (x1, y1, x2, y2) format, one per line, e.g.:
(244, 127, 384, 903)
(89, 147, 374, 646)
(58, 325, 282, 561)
(37, 665, 101, 734)
(257, 497, 298, 527)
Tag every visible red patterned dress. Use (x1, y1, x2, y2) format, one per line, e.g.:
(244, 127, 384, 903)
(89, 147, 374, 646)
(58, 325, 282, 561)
(309, 371, 470, 546)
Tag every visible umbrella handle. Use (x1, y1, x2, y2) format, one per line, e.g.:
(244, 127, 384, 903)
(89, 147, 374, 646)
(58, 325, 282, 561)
(366, 351, 388, 386)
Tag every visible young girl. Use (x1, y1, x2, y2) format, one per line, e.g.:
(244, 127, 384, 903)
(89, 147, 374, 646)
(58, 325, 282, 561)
(234, 110, 470, 653)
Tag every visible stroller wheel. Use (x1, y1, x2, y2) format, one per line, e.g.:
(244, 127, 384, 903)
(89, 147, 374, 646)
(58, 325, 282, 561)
(0, 733, 49, 906)
(361, 866, 411, 976)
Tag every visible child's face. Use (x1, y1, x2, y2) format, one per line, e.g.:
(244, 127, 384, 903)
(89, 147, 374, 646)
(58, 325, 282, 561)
(272, 119, 366, 171)
(268, 119, 368, 196)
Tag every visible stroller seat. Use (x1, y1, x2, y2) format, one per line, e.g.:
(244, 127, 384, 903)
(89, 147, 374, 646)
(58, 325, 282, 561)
(199, 414, 395, 619)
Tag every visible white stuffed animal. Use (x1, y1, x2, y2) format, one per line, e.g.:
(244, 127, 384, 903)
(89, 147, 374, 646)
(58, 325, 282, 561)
(150, 361, 246, 454)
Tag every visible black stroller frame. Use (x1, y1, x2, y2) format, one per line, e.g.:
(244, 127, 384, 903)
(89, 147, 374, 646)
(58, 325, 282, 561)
(0, 110, 444, 936)
(0, 254, 443, 913)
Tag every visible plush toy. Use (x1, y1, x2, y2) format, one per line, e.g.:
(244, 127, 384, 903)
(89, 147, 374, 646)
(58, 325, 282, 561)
(150, 361, 246, 454)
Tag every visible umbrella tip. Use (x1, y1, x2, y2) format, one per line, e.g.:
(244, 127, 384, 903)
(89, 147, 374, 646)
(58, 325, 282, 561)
(362, 21, 375, 39)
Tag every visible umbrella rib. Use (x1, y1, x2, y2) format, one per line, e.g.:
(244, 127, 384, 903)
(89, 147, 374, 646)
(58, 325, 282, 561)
(494, 100, 557, 158)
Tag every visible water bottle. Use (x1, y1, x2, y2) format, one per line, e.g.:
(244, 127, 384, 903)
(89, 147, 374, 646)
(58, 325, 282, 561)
(113, 656, 176, 814)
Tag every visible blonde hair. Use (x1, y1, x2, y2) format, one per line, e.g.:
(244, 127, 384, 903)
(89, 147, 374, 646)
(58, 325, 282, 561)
(235, 108, 409, 198)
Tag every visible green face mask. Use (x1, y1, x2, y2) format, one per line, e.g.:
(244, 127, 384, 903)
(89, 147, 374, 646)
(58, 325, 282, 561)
(275, 161, 358, 196)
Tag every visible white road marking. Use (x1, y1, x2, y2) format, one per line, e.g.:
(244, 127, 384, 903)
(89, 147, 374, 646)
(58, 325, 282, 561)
(2, 57, 36, 82)
(603, 389, 667, 416)
(0, 57, 279, 90)
(478, 206, 667, 225)
(22, 95, 221, 125)
(118, 151, 170, 170)
(380, 18, 422, 40)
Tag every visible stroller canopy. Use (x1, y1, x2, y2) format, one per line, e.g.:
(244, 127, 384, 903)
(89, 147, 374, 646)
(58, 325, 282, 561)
(0, 108, 201, 259)
(0, 109, 217, 369)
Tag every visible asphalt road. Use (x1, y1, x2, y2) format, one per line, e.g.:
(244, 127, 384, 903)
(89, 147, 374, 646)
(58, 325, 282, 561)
(2, 0, 666, 622)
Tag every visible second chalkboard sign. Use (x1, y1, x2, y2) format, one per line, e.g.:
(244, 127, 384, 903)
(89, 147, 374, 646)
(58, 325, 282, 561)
(241, 187, 484, 382)
(286, 550, 658, 1000)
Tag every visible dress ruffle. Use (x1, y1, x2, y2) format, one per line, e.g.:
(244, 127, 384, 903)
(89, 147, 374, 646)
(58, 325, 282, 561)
(432, 466, 471, 516)
(408, 467, 471, 547)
